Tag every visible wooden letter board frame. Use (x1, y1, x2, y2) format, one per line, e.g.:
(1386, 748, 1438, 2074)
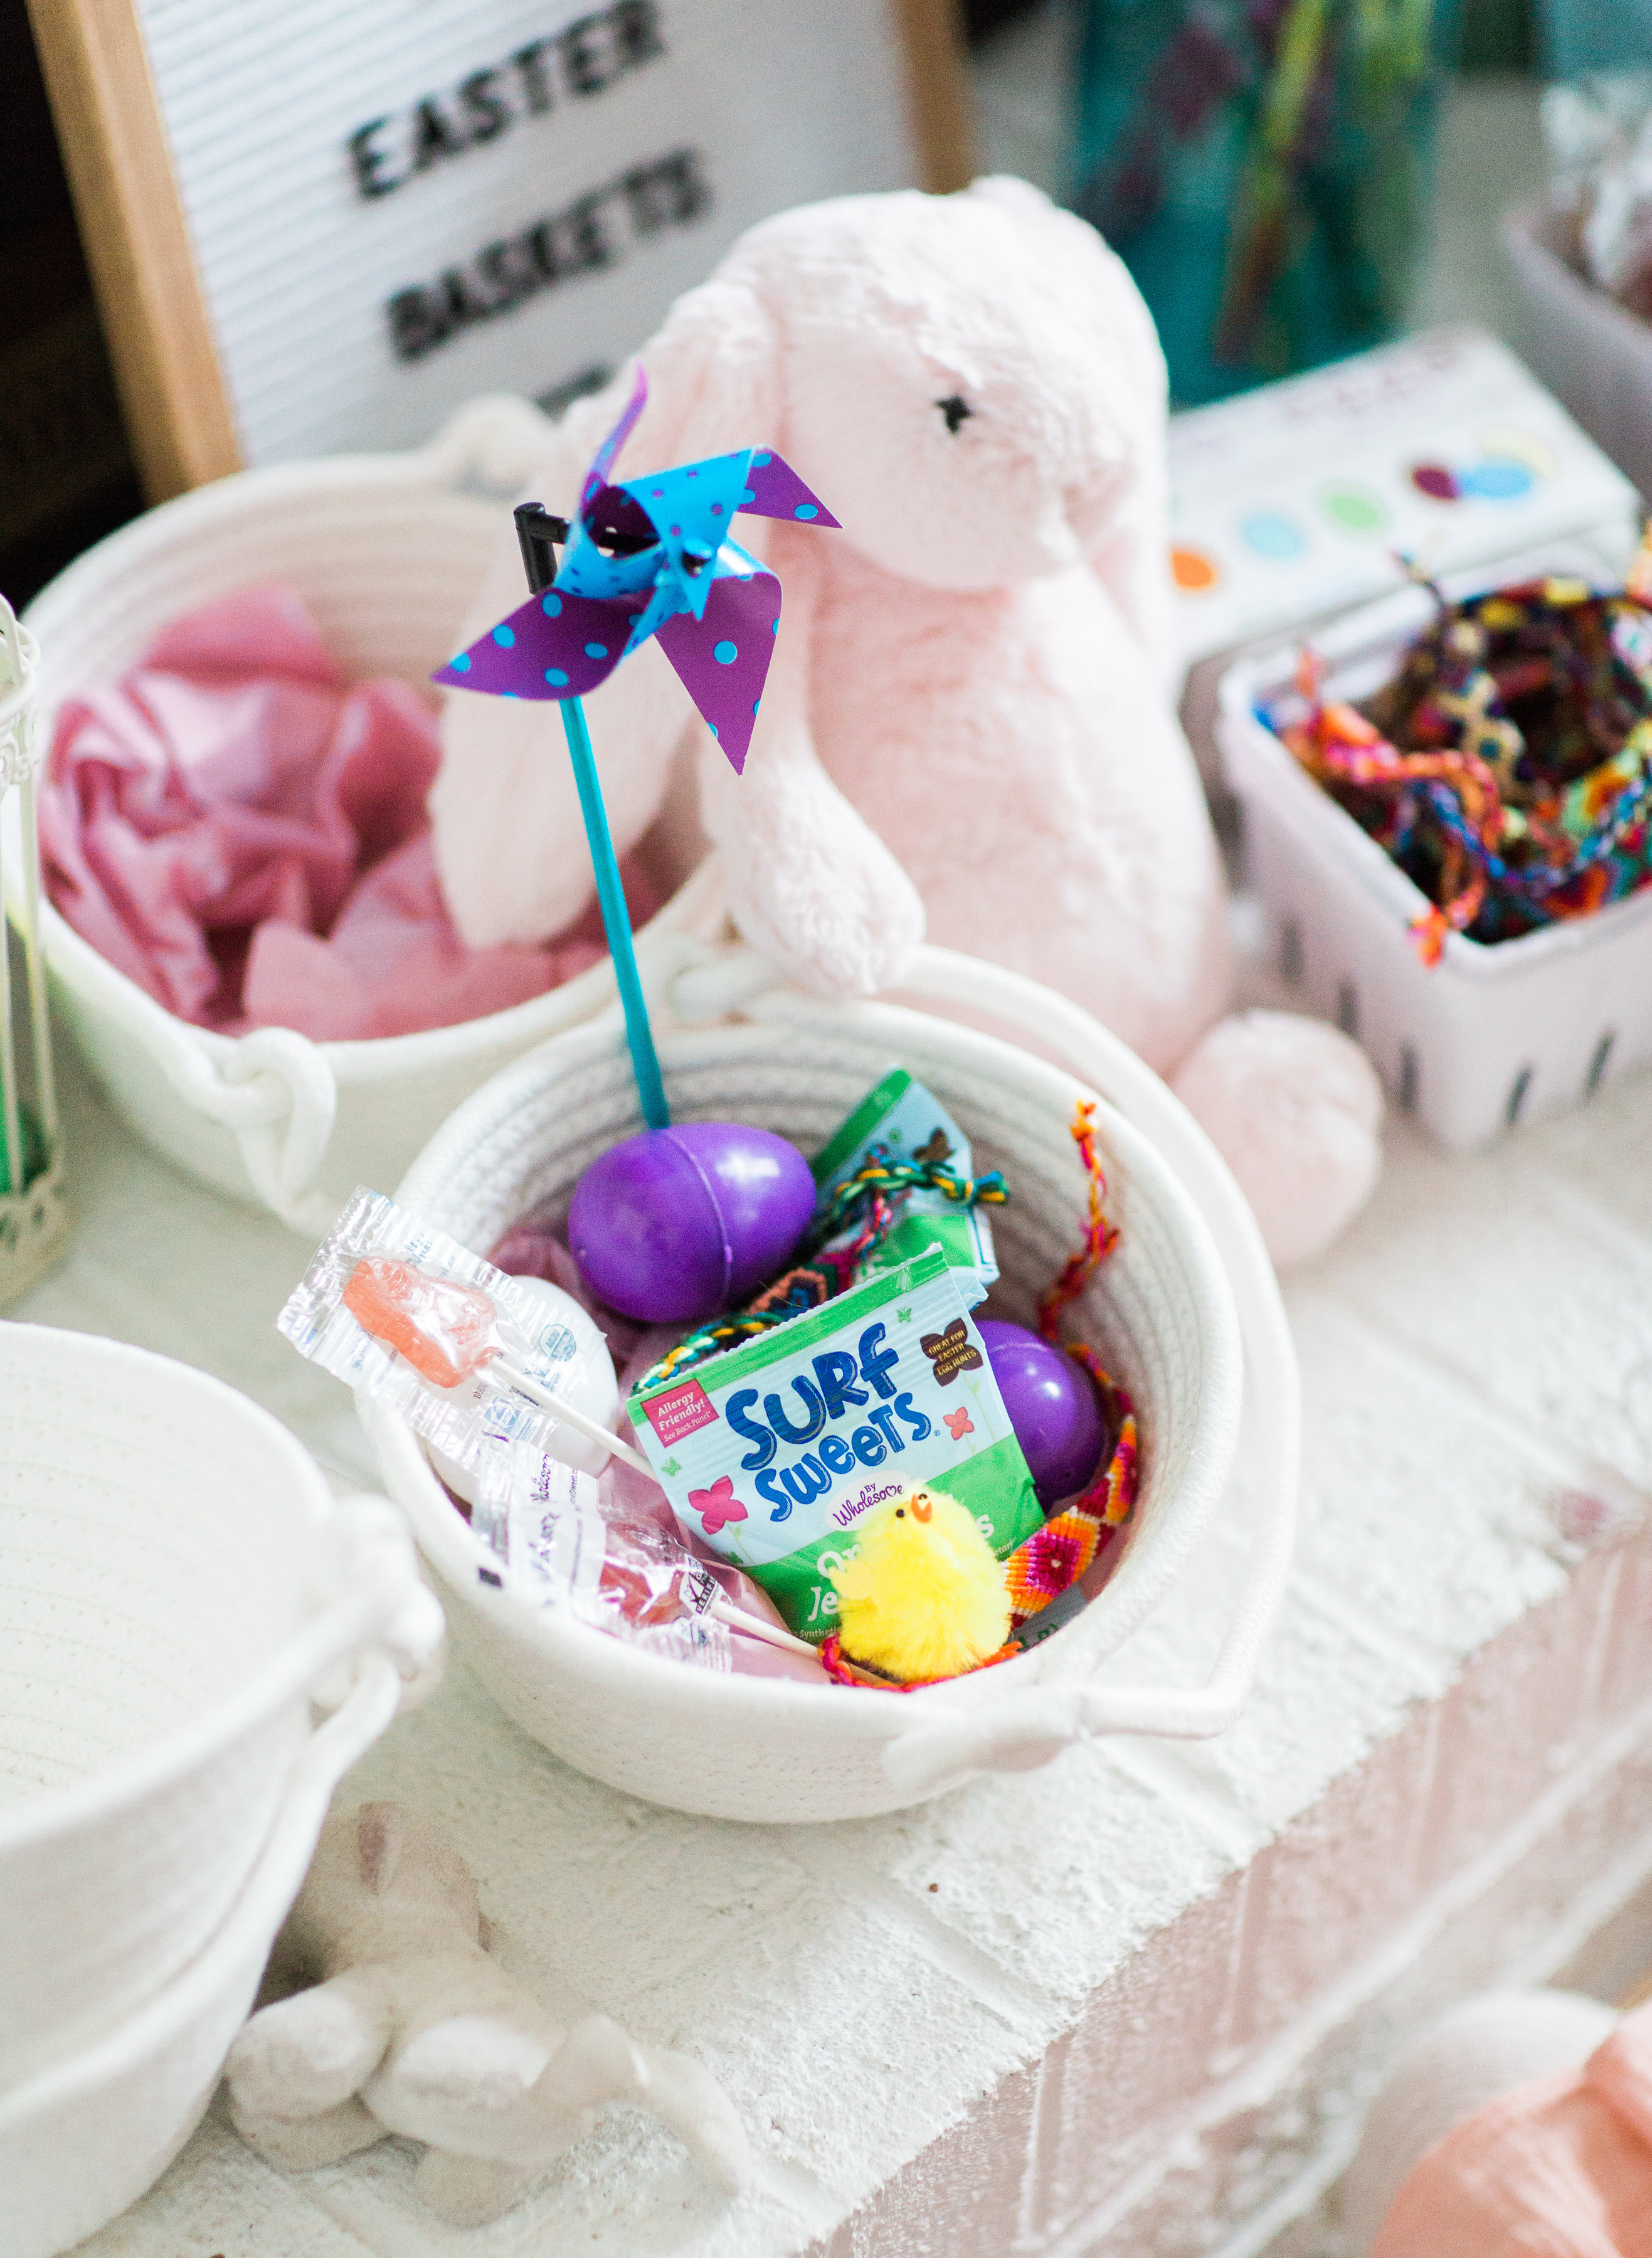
(26, 0, 975, 503)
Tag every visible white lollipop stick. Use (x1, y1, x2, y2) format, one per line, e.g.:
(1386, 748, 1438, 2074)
(492, 1357, 655, 1477)
(707, 1597, 819, 1660)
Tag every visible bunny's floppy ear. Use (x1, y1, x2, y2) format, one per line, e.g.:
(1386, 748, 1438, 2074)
(598, 267, 783, 478)
(965, 178, 1178, 695)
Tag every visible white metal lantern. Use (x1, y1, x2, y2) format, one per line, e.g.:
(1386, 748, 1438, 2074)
(0, 594, 68, 1303)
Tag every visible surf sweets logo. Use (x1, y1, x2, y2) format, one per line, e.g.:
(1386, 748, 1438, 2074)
(721, 1323, 933, 1524)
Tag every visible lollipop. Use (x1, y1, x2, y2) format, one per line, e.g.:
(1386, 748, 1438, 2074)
(978, 1318, 1106, 1508)
(344, 1258, 495, 1389)
(342, 1254, 653, 1475)
(569, 1123, 817, 1324)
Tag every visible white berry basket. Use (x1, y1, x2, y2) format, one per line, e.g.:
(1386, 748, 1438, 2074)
(0, 1322, 443, 2092)
(18, 396, 719, 1237)
(361, 941, 1300, 1825)
(1503, 195, 1652, 507)
(1219, 553, 1652, 1152)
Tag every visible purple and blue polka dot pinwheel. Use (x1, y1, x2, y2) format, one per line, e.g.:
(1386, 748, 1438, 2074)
(433, 366, 839, 771)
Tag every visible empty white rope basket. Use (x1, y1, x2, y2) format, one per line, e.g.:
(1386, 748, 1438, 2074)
(0, 1324, 443, 2089)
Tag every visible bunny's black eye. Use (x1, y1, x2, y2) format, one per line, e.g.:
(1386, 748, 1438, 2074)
(936, 395, 972, 435)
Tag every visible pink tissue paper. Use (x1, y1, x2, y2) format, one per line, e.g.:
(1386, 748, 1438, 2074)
(40, 585, 662, 1042)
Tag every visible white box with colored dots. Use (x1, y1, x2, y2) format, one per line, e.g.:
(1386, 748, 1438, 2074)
(1170, 325, 1641, 780)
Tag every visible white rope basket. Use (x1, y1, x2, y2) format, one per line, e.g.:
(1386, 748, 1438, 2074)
(0, 1645, 409, 2258)
(18, 397, 718, 1236)
(363, 941, 1299, 1823)
(0, 1325, 442, 2096)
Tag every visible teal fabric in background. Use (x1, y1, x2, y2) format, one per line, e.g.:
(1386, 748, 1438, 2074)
(1073, 1, 1464, 405)
(1537, 2, 1652, 77)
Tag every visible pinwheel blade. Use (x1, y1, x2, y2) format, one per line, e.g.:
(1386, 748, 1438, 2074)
(580, 367, 649, 509)
(655, 567, 782, 773)
(738, 451, 840, 528)
(433, 586, 633, 701)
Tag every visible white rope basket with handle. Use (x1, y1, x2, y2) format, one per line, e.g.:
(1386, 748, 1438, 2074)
(0, 1325, 443, 2091)
(18, 395, 719, 1236)
(361, 940, 1298, 1823)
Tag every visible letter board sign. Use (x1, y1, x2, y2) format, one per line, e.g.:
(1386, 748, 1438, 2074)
(28, 0, 972, 497)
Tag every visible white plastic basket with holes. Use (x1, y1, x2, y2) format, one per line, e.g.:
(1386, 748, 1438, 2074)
(1219, 550, 1652, 1152)
(360, 941, 1299, 1826)
(18, 397, 721, 1236)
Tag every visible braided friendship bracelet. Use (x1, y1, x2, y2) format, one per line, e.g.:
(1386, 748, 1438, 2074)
(1284, 561, 1652, 961)
(828, 1101, 1141, 1686)
(1007, 1100, 1138, 1634)
(799, 1152, 1008, 1256)
(635, 1152, 1010, 1392)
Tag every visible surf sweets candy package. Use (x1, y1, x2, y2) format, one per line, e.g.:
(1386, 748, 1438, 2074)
(630, 1246, 1042, 1640)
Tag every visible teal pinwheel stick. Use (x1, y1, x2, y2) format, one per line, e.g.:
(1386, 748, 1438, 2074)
(515, 503, 670, 1131)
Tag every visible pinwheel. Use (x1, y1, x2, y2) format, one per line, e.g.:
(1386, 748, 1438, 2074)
(435, 368, 839, 1126)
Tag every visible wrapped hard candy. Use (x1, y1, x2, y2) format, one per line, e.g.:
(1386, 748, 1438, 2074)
(569, 1124, 817, 1324)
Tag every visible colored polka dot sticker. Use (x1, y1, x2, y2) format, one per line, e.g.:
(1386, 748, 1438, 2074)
(1319, 483, 1389, 537)
(541, 593, 562, 616)
(753, 452, 771, 467)
(545, 669, 568, 687)
(450, 652, 472, 672)
(1170, 545, 1220, 592)
(1240, 510, 1307, 561)
(1412, 452, 1539, 506)
(1479, 423, 1554, 477)
(713, 640, 739, 664)
(794, 503, 818, 519)
(585, 642, 608, 659)
(1458, 457, 1533, 501)
(1411, 464, 1460, 501)
(492, 624, 516, 648)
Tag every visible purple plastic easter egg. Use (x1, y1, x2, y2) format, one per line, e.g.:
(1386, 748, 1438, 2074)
(978, 1318, 1106, 1508)
(568, 1122, 817, 1324)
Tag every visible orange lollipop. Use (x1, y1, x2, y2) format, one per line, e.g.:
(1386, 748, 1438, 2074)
(342, 1256, 501, 1391)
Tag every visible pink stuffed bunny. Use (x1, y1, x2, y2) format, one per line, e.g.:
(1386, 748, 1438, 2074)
(431, 179, 1380, 1265)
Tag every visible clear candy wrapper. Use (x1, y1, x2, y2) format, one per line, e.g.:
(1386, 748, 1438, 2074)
(473, 1442, 732, 1670)
(278, 1187, 606, 1477)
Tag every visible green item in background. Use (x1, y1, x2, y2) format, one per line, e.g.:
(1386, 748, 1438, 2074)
(1072, 0, 1463, 405)
(1537, 1, 1652, 77)
(1459, 0, 1531, 70)
(0, 1099, 47, 1196)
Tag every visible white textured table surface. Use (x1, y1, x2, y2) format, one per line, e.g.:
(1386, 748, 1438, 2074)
(17, 1026, 1652, 2258)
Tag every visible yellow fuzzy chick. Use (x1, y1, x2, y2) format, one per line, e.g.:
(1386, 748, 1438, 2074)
(829, 1487, 1011, 1683)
